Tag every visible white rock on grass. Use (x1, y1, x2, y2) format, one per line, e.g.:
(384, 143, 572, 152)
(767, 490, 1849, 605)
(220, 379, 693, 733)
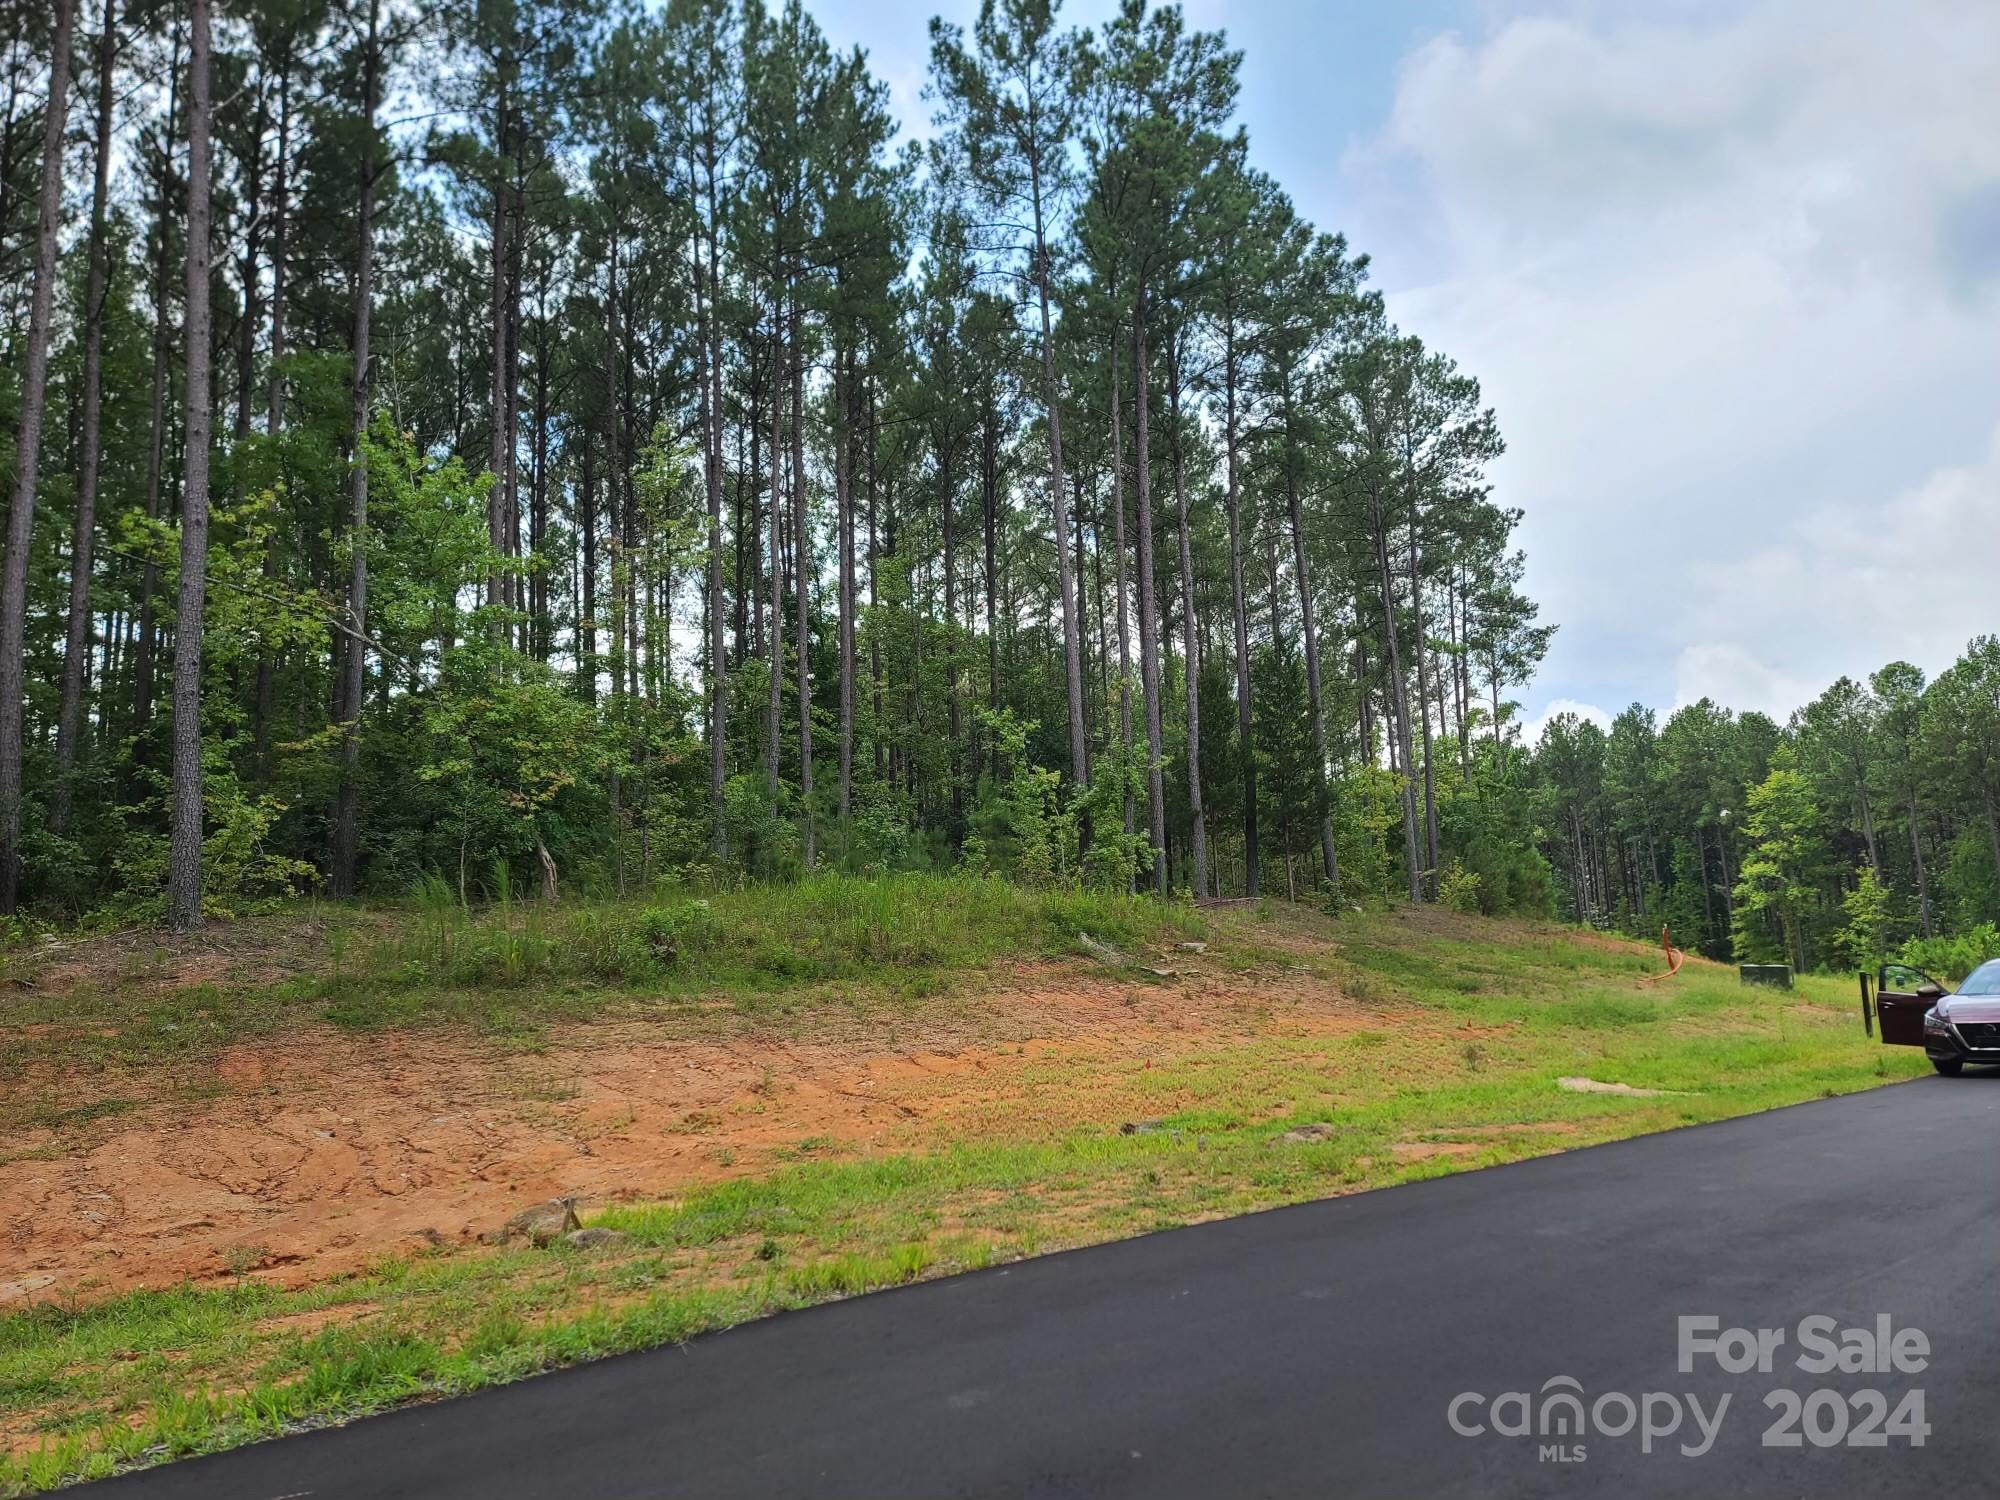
(1556, 1076, 1685, 1098)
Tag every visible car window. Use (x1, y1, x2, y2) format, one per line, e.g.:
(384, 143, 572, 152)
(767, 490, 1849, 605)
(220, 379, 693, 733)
(1957, 961, 2000, 996)
(1881, 962, 1936, 991)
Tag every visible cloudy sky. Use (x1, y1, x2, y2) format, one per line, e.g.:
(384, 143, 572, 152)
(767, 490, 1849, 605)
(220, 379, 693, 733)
(812, 0, 2000, 739)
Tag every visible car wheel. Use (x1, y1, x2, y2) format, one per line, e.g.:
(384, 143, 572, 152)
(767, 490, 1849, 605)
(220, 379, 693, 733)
(1932, 1057, 1964, 1077)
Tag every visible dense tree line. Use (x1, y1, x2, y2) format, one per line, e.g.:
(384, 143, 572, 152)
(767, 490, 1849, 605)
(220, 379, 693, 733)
(0, 0, 1989, 975)
(1532, 643, 2000, 976)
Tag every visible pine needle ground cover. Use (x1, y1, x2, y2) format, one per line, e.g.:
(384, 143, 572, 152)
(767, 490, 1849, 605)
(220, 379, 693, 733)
(0, 878, 1921, 1491)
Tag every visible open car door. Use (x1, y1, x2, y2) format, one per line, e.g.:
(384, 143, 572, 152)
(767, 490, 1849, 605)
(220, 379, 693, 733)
(1876, 962, 1947, 1046)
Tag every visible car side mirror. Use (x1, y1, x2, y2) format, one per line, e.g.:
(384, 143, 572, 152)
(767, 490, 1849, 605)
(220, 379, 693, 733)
(1918, 982, 1946, 1000)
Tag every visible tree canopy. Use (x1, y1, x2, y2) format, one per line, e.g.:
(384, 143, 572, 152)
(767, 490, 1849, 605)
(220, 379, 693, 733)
(0, 0, 1992, 975)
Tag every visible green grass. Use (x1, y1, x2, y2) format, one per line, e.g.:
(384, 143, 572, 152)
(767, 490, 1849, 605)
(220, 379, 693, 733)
(344, 870, 1202, 1002)
(0, 893, 1925, 1492)
(1, 874, 1204, 1090)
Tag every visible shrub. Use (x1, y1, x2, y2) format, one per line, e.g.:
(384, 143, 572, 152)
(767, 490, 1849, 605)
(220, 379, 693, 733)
(1896, 923, 2000, 983)
(1439, 861, 1483, 915)
(627, 901, 722, 974)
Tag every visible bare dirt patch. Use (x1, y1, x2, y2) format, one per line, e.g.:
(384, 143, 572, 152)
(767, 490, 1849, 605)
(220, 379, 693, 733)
(1, 955, 1391, 1305)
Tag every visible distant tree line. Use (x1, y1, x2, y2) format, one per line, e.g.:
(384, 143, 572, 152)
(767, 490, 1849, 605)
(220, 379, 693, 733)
(1531, 643, 2000, 975)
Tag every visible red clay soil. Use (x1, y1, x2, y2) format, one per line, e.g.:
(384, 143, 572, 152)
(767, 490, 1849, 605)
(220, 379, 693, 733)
(1, 963, 1387, 1305)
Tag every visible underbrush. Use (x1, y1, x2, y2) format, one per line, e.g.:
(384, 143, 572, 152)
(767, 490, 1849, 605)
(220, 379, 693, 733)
(319, 871, 1203, 1013)
(1, 874, 1207, 1075)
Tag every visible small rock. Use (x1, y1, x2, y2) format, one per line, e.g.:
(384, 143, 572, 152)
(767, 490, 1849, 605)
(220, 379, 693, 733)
(1079, 932, 1130, 967)
(564, 1227, 632, 1250)
(480, 1195, 582, 1246)
(1277, 1122, 1343, 1145)
(1556, 1076, 1683, 1098)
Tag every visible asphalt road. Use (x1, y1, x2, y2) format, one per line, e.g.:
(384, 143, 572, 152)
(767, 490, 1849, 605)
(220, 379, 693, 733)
(89, 1074, 2000, 1499)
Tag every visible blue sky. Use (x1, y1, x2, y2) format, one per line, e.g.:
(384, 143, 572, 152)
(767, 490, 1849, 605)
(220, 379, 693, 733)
(811, 0, 2000, 738)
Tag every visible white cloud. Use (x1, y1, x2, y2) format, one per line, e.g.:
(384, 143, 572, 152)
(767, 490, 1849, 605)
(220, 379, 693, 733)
(1341, 0, 2000, 724)
(1668, 645, 1812, 721)
(1523, 697, 1615, 745)
(1672, 422, 2000, 714)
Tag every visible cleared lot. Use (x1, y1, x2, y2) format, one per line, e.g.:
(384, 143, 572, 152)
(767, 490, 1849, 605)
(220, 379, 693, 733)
(1, 885, 1923, 1490)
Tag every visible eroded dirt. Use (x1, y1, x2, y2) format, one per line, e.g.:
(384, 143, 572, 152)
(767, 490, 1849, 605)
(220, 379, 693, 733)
(1, 959, 1396, 1303)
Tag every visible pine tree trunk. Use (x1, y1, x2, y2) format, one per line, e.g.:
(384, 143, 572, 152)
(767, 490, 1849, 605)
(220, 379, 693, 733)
(1108, 333, 1135, 866)
(1028, 152, 1088, 814)
(504, 171, 525, 641)
(1073, 469, 1091, 774)
(619, 344, 637, 693)
(940, 422, 961, 843)
(1132, 298, 1166, 893)
(132, 114, 173, 735)
(231, 77, 263, 444)
(1453, 567, 1472, 778)
(0, 0, 78, 911)
(164, 0, 213, 931)
(1406, 502, 1440, 897)
(579, 442, 597, 699)
(701, 141, 727, 858)
(1368, 474, 1421, 903)
(766, 298, 784, 804)
(265, 55, 289, 431)
(485, 83, 511, 613)
(1282, 391, 1339, 892)
(867, 394, 883, 781)
(1169, 357, 1206, 898)
(1857, 778, 1879, 875)
(52, 0, 117, 837)
(251, 45, 291, 769)
(526, 263, 550, 656)
(131, 15, 184, 740)
(1222, 313, 1257, 896)
(789, 287, 813, 871)
(982, 391, 1000, 785)
(835, 354, 856, 836)
(1906, 774, 1932, 937)
(604, 238, 625, 699)
(330, 0, 379, 899)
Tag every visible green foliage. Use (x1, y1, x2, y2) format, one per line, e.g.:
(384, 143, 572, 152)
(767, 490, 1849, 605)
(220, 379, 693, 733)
(969, 708, 1075, 887)
(411, 647, 608, 883)
(1730, 755, 1826, 970)
(108, 754, 318, 924)
(6, 0, 1993, 999)
(1895, 923, 2000, 983)
(721, 772, 799, 884)
(279, 872, 1210, 1030)
(629, 899, 723, 969)
(1832, 866, 1894, 973)
(1438, 861, 1482, 915)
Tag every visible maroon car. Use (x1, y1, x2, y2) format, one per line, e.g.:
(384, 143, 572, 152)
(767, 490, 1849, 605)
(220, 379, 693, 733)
(1877, 958, 2000, 1075)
